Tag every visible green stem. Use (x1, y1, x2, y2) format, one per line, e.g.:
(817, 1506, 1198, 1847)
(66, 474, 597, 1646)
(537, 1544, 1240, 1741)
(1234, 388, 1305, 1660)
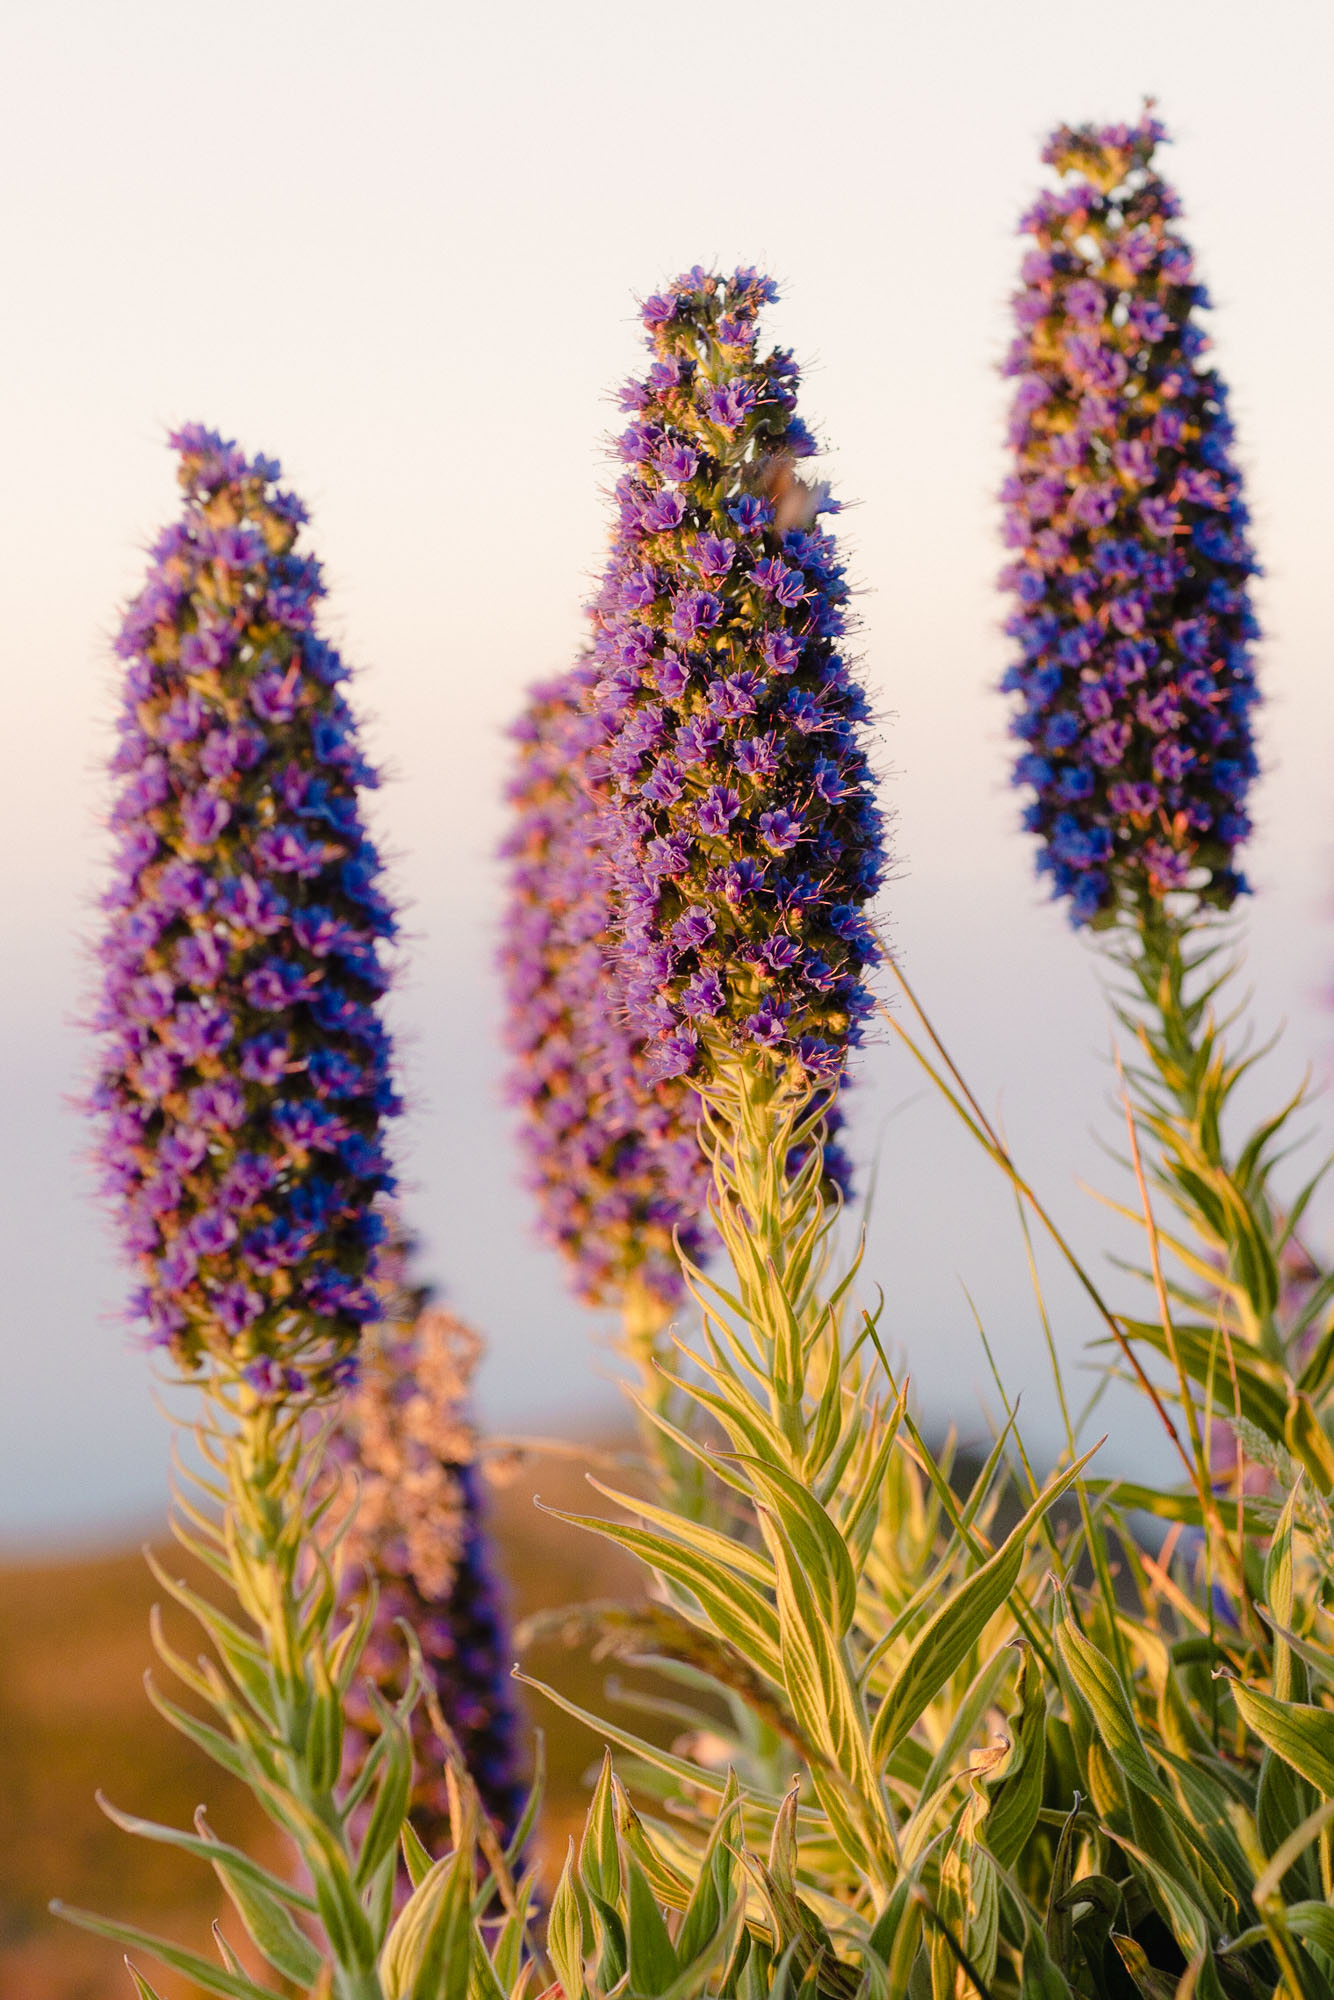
(214, 1384, 388, 1998)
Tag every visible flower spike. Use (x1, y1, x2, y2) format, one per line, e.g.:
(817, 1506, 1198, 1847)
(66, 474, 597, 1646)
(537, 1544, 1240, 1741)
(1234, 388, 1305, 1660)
(587, 267, 888, 1109)
(92, 426, 399, 1392)
(500, 660, 713, 1310)
(1000, 113, 1260, 927)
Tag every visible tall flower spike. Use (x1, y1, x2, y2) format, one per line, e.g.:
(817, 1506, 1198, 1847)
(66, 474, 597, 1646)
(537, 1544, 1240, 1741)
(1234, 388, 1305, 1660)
(331, 1242, 524, 1852)
(1000, 113, 1260, 927)
(92, 426, 399, 1393)
(587, 268, 887, 1103)
(499, 660, 714, 1313)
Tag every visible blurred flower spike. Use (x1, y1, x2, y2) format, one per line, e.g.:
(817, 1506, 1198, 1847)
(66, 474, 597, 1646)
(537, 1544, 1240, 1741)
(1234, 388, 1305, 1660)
(500, 661, 714, 1311)
(330, 1243, 524, 1853)
(1000, 112, 1260, 927)
(588, 267, 888, 1095)
(91, 425, 400, 1394)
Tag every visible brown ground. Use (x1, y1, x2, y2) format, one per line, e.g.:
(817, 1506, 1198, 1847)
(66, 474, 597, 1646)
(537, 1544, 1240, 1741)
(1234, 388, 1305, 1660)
(0, 1437, 655, 2000)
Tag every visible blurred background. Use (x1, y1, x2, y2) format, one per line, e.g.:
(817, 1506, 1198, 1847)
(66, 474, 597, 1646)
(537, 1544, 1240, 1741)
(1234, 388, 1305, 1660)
(2, 0, 1332, 1989)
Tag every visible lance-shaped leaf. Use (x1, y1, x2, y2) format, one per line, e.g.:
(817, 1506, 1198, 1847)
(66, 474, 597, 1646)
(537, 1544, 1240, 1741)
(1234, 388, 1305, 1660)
(123, 1962, 169, 2000)
(50, 1904, 280, 2000)
(379, 1842, 474, 2000)
(1230, 1681, 1334, 1795)
(981, 1645, 1047, 1872)
(870, 1453, 1092, 1766)
(538, 1500, 783, 1676)
(625, 1851, 681, 1997)
(546, 1841, 590, 2000)
(730, 1453, 858, 1636)
(580, 1752, 627, 1987)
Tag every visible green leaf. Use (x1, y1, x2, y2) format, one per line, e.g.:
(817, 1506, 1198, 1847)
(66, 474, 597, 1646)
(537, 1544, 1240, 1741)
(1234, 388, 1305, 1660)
(613, 1779, 695, 1912)
(1253, 1795, 1334, 1906)
(505, 1731, 545, 1872)
(514, 1672, 769, 1808)
(625, 1853, 680, 1997)
(122, 1962, 168, 2000)
(578, 1751, 627, 1987)
(1231, 1682, 1334, 1795)
(1084, 1481, 1274, 1534)
(1113, 1318, 1289, 1438)
(768, 1522, 876, 1813)
(307, 1638, 344, 1795)
(540, 1504, 783, 1675)
(379, 1845, 473, 2000)
(579, 1750, 623, 1908)
(1109, 1933, 1180, 1999)
(194, 1818, 323, 1983)
(1271, 1901, 1334, 1954)
(546, 1842, 589, 2000)
(583, 1475, 775, 1590)
(354, 1691, 414, 1889)
(675, 1775, 743, 1969)
(50, 1904, 279, 2000)
(402, 1819, 436, 1891)
(1286, 1392, 1334, 1495)
(982, 1645, 1047, 1872)
(871, 1452, 1093, 1766)
(93, 1796, 318, 1915)
(730, 1453, 858, 1636)
(141, 1672, 255, 1786)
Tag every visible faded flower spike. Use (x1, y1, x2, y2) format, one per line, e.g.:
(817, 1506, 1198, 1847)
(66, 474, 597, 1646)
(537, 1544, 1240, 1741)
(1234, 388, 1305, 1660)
(500, 661, 713, 1310)
(588, 267, 887, 1088)
(331, 1251, 523, 1851)
(1000, 113, 1260, 927)
(91, 426, 399, 1392)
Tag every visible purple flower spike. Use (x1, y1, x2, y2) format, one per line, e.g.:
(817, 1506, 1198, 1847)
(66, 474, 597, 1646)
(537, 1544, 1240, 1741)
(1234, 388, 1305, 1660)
(91, 426, 400, 1392)
(499, 663, 714, 1310)
(589, 267, 887, 1104)
(329, 1247, 523, 1857)
(1001, 113, 1259, 927)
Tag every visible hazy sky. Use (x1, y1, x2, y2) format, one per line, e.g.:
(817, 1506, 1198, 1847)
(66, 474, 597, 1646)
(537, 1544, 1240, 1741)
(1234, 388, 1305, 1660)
(4, 0, 1333, 1541)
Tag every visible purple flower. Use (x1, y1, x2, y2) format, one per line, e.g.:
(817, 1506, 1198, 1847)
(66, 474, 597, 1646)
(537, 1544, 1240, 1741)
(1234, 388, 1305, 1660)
(181, 791, 231, 848)
(165, 1001, 234, 1062)
(681, 969, 725, 1018)
(758, 808, 804, 853)
(217, 874, 288, 935)
(750, 558, 807, 606)
(252, 826, 328, 878)
(705, 379, 757, 430)
(640, 488, 686, 534)
(174, 931, 227, 988)
(249, 663, 303, 724)
(697, 785, 742, 836)
(91, 428, 398, 1390)
(1000, 117, 1259, 925)
(582, 267, 885, 1146)
(214, 1281, 263, 1334)
(657, 441, 698, 483)
(693, 534, 736, 579)
(670, 589, 723, 642)
(243, 959, 313, 1010)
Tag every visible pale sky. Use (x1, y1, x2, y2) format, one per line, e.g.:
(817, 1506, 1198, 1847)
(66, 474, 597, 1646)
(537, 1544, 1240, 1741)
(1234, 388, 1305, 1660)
(3, 0, 1333, 1539)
